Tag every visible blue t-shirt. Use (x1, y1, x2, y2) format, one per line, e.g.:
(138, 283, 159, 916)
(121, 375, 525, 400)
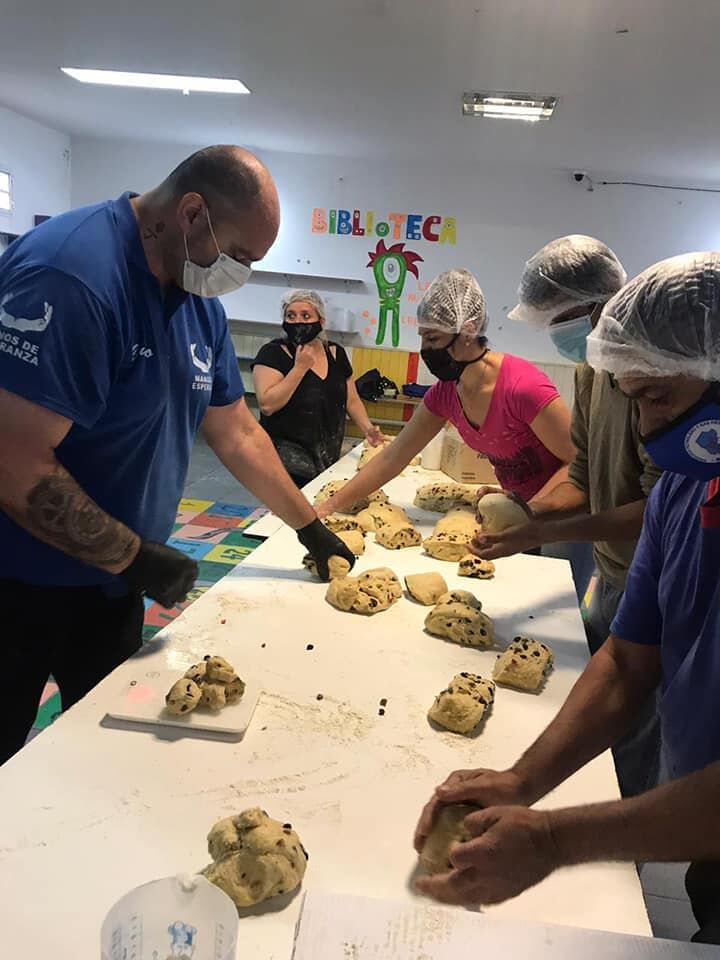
(611, 472, 720, 780)
(0, 193, 244, 587)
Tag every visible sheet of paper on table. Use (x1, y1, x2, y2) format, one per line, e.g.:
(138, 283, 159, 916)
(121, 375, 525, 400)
(292, 891, 715, 960)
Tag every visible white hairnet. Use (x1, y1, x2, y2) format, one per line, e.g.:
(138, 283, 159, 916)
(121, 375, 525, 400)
(281, 288, 326, 321)
(417, 268, 488, 336)
(509, 235, 627, 328)
(586, 252, 720, 381)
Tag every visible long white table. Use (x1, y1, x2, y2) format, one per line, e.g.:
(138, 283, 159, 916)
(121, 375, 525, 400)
(0, 449, 653, 958)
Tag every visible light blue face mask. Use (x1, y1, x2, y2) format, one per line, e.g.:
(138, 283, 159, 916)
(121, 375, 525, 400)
(549, 314, 593, 363)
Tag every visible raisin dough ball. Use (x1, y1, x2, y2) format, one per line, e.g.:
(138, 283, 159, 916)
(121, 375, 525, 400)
(423, 509, 478, 561)
(414, 482, 477, 513)
(425, 600, 494, 648)
(165, 678, 202, 715)
(202, 808, 308, 908)
(326, 567, 402, 615)
(419, 803, 479, 874)
(428, 673, 496, 734)
(322, 514, 366, 535)
(372, 503, 422, 550)
(476, 491, 533, 534)
(200, 683, 227, 711)
(458, 554, 496, 579)
(205, 655, 236, 684)
(314, 480, 388, 514)
(493, 636, 554, 691)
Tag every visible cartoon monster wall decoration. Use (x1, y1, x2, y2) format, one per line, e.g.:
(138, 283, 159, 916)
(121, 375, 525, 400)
(367, 240, 423, 347)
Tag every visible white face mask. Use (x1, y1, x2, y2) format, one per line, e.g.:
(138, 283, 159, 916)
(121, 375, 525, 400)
(182, 209, 251, 298)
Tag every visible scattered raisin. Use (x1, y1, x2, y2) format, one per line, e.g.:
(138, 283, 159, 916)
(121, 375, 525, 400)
(316, 693, 324, 701)
(306, 644, 314, 651)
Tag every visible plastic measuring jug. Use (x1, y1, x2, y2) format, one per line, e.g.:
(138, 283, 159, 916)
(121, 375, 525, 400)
(101, 874, 238, 960)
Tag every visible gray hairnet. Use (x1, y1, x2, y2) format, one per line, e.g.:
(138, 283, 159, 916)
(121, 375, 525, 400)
(586, 252, 720, 381)
(417, 268, 488, 336)
(509, 235, 627, 328)
(281, 289, 326, 321)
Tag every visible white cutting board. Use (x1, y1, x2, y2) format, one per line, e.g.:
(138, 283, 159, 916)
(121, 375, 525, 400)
(104, 668, 259, 739)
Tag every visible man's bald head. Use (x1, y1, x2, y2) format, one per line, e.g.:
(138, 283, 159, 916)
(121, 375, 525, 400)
(161, 145, 278, 225)
(139, 145, 280, 284)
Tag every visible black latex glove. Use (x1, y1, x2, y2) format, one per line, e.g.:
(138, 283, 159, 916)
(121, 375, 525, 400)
(297, 518, 356, 581)
(121, 540, 198, 608)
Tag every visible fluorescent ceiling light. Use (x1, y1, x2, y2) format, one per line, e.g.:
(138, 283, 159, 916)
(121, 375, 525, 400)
(61, 68, 250, 95)
(463, 91, 557, 121)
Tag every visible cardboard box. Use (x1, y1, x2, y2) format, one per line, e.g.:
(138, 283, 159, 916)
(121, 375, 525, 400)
(440, 427, 497, 484)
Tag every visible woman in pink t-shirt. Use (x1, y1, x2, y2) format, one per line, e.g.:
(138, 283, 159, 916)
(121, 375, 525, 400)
(320, 269, 574, 513)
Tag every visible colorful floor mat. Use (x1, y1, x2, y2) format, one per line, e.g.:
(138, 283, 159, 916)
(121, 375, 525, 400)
(31, 498, 267, 733)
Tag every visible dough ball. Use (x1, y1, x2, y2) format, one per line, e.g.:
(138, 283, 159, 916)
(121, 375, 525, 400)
(200, 683, 227, 711)
(424, 602, 494, 648)
(322, 514, 365, 534)
(404, 572, 449, 605)
(493, 636, 554, 691)
(476, 491, 532, 534)
(414, 482, 479, 513)
(202, 808, 308, 908)
(370, 503, 422, 549)
(458, 554, 496, 579)
(428, 673, 495, 734)
(357, 438, 391, 470)
(224, 675, 246, 704)
(314, 481, 388, 515)
(354, 509, 376, 533)
(375, 524, 422, 550)
(337, 529, 366, 556)
(184, 662, 207, 684)
(419, 803, 479, 874)
(325, 568, 401, 615)
(326, 576, 361, 612)
(303, 553, 352, 580)
(205, 656, 236, 684)
(436, 589, 482, 610)
(423, 509, 478, 562)
(165, 678, 202, 715)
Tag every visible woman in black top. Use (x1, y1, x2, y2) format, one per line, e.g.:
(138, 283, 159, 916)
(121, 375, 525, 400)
(252, 289, 384, 487)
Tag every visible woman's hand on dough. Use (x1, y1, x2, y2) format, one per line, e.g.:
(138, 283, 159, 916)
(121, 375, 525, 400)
(365, 424, 385, 447)
(413, 768, 530, 854)
(469, 520, 544, 560)
(294, 344, 316, 372)
(415, 806, 559, 906)
(473, 484, 503, 507)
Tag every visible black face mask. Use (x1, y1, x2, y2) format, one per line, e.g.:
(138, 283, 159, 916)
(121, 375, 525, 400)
(283, 320, 323, 347)
(421, 334, 488, 382)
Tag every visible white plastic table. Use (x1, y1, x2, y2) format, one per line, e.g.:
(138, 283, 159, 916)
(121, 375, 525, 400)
(0, 449, 652, 958)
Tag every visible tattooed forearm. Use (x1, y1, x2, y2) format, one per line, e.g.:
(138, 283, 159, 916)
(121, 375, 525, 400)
(21, 472, 140, 572)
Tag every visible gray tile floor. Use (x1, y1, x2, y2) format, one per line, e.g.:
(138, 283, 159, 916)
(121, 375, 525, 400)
(183, 438, 702, 946)
(641, 862, 698, 941)
(183, 436, 262, 505)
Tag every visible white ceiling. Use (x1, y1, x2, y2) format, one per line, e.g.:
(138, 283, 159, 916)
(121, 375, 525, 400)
(2, 0, 720, 183)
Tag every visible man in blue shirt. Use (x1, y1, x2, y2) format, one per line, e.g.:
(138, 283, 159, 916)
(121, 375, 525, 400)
(0, 145, 353, 764)
(412, 253, 720, 944)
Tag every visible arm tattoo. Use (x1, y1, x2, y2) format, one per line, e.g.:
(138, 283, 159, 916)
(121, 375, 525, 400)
(25, 474, 138, 571)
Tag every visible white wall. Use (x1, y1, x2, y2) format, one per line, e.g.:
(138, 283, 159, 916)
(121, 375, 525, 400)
(71, 135, 720, 362)
(0, 106, 71, 236)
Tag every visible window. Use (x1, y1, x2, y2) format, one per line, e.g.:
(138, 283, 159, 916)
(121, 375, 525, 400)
(0, 171, 11, 213)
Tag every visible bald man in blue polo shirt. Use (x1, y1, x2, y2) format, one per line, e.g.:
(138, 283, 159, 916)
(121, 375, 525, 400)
(0, 145, 353, 764)
(412, 253, 720, 944)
